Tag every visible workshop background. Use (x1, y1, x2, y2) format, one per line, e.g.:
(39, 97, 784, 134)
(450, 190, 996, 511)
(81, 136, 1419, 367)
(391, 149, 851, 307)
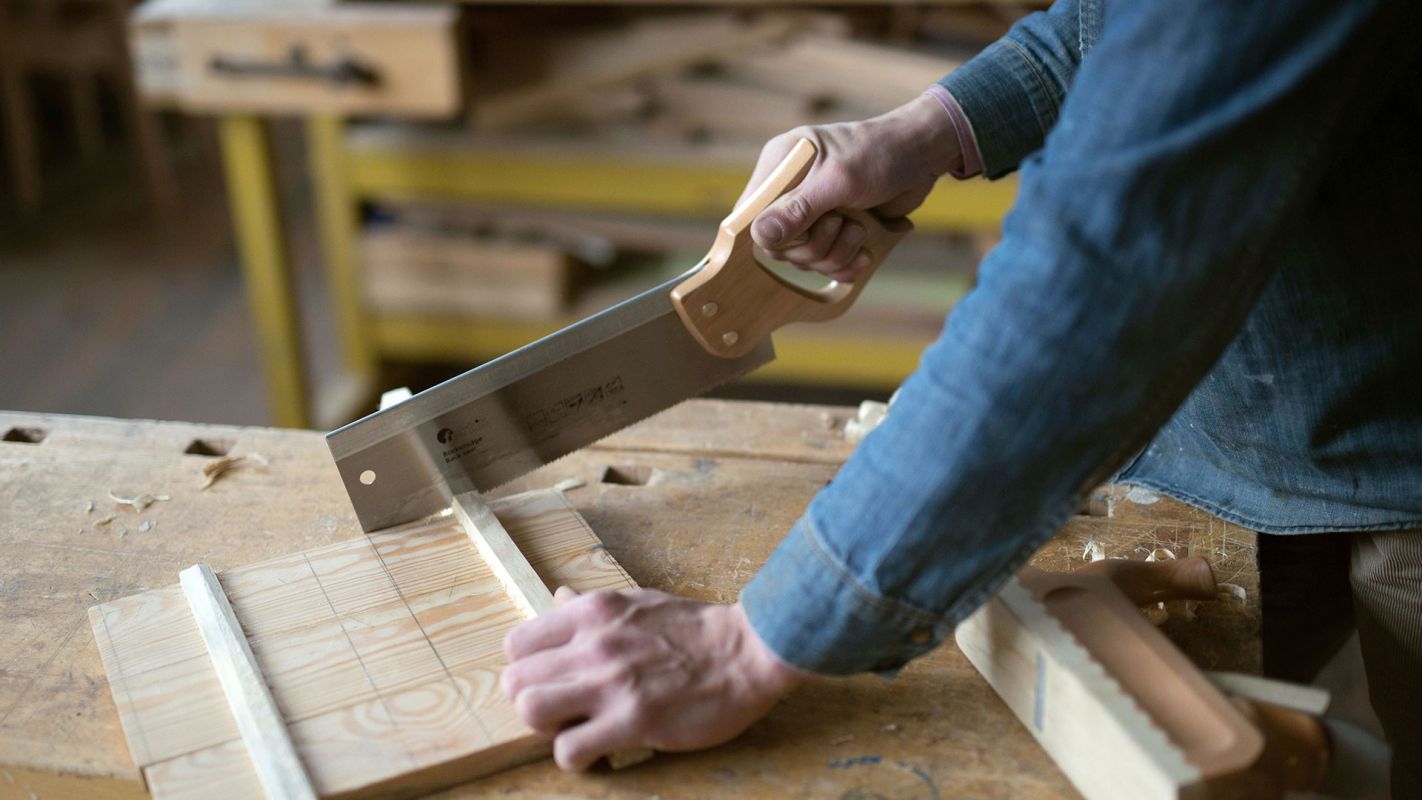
(0, 1, 1023, 430)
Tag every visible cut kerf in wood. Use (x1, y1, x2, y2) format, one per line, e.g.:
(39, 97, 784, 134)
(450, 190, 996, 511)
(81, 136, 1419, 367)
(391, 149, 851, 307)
(179, 563, 317, 800)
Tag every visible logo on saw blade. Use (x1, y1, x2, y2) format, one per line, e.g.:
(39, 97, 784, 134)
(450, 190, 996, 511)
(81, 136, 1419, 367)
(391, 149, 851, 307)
(437, 427, 455, 444)
(525, 376, 626, 437)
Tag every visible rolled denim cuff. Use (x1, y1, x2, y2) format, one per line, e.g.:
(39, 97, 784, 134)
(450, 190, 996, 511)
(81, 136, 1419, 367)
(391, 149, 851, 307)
(938, 38, 1061, 179)
(740, 516, 952, 676)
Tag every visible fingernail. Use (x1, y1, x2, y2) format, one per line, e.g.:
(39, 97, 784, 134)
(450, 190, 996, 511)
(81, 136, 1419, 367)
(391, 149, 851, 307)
(844, 224, 866, 245)
(852, 252, 871, 271)
(754, 216, 785, 245)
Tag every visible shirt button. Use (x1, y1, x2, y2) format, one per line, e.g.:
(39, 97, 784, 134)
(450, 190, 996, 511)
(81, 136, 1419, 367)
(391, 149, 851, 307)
(909, 627, 934, 645)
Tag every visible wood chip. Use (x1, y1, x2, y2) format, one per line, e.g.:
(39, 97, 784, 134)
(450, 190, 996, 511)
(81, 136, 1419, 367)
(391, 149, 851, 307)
(108, 491, 170, 512)
(95, 514, 116, 527)
(200, 453, 269, 490)
(139, 521, 153, 533)
(1218, 583, 1247, 603)
(85, 500, 94, 514)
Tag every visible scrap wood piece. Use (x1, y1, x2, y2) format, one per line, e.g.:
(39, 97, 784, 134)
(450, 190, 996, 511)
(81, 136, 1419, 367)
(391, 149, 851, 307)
(179, 564, 316, 800)
(956, 568, 1265, 799)
(200, 453, 269, 490)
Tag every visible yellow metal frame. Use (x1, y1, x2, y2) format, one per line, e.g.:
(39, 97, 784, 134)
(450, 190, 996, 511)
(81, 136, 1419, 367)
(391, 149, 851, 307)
(347, 144, 1016, 231)
(220, 114, 1016, 427)
(218, 115, 309, 429)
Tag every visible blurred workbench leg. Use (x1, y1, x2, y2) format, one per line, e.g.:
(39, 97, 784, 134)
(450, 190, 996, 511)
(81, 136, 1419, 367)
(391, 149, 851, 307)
(307, 115, 378, 427)
(219, 114, 310, 428)
(0, 60, 41, 216)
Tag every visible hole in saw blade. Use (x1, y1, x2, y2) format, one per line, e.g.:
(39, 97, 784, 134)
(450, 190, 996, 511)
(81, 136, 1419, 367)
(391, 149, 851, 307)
(359, 469, 377, 485)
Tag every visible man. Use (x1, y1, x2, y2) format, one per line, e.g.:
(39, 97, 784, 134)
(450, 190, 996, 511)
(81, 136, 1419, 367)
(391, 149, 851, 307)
(500, 1, 1422, 793)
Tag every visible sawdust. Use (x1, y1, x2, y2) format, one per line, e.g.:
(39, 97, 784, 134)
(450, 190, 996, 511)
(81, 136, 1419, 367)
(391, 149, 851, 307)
(199, 453, 269, 490)
(138, 521, 153, 533)
(94, 514, 116, 527)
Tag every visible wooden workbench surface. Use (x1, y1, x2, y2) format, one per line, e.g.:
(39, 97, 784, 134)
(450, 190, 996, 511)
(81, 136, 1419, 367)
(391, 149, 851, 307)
(0, 399, 1260, 799)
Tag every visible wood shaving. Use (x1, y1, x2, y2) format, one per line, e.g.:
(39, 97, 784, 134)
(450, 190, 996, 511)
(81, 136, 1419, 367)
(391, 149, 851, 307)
(94, 514, 116, 527)
(85, 500, 94, 513)
(1218, 583, 1248, 603)
(139, 521, 153, 533)
(199, 453, 269, 490)
(108, 491, 170, 512)
(1144, 547, 1177, 563)
(1082, 539, 1106, 562)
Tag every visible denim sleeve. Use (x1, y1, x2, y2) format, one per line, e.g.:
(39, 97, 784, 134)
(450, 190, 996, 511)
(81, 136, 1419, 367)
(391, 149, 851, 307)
(742, 0, 1418, 676)
(937, 0, 1084, 179)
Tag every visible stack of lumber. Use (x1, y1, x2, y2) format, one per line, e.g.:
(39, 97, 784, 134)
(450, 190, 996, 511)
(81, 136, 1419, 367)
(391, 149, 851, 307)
(358, 10, 968, 324)
(466, 11, 964, 141)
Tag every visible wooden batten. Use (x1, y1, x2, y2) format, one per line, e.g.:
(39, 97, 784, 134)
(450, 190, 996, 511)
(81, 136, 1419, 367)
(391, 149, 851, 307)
(179, 564, 317, 800)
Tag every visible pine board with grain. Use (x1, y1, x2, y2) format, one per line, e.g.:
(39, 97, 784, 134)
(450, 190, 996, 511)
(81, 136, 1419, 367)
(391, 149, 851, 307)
(89, 489, 632, 798)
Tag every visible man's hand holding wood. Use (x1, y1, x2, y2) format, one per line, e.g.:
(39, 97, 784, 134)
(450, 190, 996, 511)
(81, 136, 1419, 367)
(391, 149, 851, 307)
(501, 587, 807, 771)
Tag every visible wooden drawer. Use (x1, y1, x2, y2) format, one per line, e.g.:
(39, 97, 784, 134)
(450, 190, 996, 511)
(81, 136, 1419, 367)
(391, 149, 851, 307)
(130, 1, 460, 117)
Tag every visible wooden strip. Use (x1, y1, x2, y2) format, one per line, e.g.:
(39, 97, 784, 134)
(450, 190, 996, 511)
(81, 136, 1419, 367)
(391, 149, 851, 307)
(179, 564, 317, 800)
(451, 492, 555, 618)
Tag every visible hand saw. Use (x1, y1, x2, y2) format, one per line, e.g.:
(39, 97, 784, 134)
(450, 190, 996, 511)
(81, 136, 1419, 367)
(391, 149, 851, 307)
(327, 139, 912, 532)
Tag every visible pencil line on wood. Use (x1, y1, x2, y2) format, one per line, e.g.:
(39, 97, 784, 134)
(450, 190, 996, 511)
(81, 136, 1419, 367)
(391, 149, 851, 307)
(301, 551, 420, 769)
(357, 530, 495, 744)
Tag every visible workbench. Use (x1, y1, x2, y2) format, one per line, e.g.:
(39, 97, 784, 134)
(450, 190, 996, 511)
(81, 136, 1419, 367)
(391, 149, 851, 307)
(0, 400, 1260, 799)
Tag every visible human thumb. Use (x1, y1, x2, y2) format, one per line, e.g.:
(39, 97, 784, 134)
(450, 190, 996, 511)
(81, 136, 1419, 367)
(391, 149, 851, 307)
(553, 585, 580, 606)
(751, 172, 848, 250)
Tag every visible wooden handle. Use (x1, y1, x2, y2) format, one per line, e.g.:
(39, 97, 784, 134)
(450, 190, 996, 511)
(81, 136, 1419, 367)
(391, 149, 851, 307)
(670, 139, 913, 358)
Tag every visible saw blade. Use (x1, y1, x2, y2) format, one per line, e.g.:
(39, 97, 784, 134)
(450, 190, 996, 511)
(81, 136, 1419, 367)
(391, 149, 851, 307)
(326, 268, 774, 532)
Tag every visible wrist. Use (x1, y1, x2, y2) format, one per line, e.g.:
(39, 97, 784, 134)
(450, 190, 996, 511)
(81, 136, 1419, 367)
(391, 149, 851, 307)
(887, 93, 962, 179)
(731, 602, 810, 694)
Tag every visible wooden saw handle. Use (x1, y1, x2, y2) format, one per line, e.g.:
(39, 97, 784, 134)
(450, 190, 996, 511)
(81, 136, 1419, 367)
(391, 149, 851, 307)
(671, 138, 913, 359)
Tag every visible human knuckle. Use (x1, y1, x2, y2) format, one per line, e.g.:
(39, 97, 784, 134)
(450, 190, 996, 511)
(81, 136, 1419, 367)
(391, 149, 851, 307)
(782, 195, 815, 226)
(588, 635, 623, 662)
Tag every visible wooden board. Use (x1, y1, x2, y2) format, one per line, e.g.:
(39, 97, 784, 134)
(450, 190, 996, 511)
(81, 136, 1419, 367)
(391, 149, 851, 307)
(0, 400, 1261, 800)
(88, 489, 634, 798)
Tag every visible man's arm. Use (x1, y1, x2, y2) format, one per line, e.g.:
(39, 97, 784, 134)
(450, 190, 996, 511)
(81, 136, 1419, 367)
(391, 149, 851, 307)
(500, 0, 1419, 769)
(742, 0, 1417, 675)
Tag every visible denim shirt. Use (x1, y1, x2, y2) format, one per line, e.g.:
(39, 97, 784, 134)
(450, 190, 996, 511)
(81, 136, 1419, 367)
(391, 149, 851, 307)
(741, 0, 1422, 675)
